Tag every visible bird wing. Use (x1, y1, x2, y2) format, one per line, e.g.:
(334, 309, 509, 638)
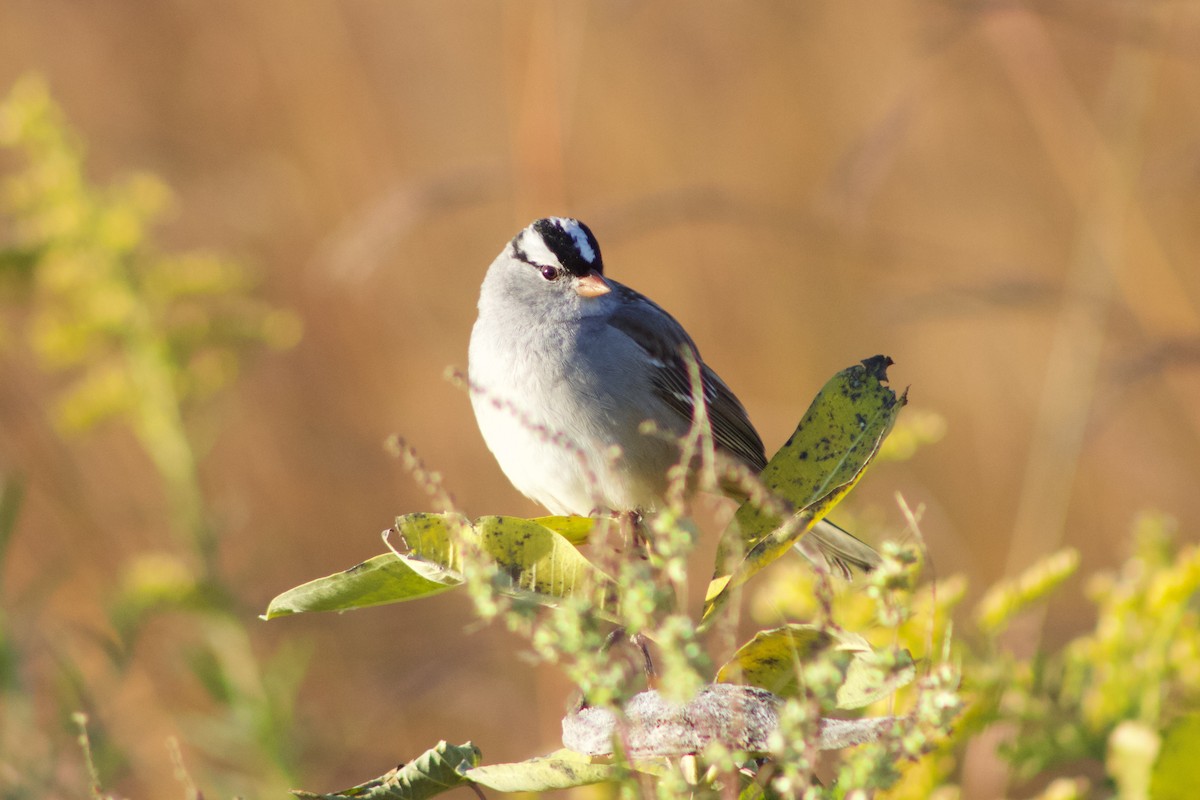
(604, 287, 880, 578)
(605, 284, 767, 472)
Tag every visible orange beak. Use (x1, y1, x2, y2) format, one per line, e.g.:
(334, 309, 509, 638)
(574, 271, 612, 298)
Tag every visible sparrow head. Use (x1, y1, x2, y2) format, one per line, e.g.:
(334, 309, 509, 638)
(495, 217, 611, 302)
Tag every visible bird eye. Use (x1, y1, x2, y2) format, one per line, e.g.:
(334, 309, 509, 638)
(540, 265, 559, 281)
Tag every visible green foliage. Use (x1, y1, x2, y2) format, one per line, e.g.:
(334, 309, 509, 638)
(752, 512, 1200, 799)
(0, 74, 300, 550)
(990, 514, 1200, 786)
(0, 75, 303, 798)
(975, 547, 1079, 636)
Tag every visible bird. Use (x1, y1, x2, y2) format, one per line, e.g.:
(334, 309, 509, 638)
(467, 217, 879, 576)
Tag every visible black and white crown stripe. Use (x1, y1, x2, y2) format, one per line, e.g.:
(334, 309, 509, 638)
(512, 218, 604, 278)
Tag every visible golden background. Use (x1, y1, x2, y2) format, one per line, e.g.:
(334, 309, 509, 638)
(1, 1, 1198, 796)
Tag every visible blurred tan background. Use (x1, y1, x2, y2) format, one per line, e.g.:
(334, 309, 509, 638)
(2, 1, 1199, 796)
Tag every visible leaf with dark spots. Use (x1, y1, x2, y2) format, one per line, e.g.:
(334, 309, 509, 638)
(463, 750, 621, 792)
(717, 625, 915, 709)
(265, 514, 614, 618)
(703, 357, 905, 627)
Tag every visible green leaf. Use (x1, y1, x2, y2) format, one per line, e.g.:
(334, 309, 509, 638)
(292, 741, 480, 799)
(477, 515, 613, 606)
(715, 625, 835, 697)
(462, 749, 621, 792)
(393, 512, 465, 570)
(263, 513, 612, 618)
(836, 643, 916, 710)
(1150, 715, 1200, 800)
(262, 515, 466, 618)
(262, 552, 460, 619)
(703, 356, 904, 627)
(530, 515, 595, 546)
(716, 624, 915, 709)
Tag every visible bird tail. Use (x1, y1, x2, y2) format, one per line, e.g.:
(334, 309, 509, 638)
(794, 518, 882, 579)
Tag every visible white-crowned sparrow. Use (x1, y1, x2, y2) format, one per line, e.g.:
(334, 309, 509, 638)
(468, 217, 878, 576)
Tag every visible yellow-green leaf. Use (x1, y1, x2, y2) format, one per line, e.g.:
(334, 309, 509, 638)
(836, 646, 916, 710)
(292, 740, 480, 799)
(1149, 715, 1200, 800)
(702, 356, 904, 626)
(395, 512, 468, 578)
(262, 552, 460, 619)
(261, 513, 469, 618)
(716, 623, 915, 709)
(263, 513, 613, 619)
(530, 515, 595, 546)
(477, 516, 614, 607)
(462, 749, 620, 792)
(715, 624, 835, 696)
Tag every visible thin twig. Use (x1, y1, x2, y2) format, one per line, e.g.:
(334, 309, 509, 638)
(384, 435, 459, 515)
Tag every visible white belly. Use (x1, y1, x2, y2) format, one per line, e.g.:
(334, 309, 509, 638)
(468, 321, 671, 514)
